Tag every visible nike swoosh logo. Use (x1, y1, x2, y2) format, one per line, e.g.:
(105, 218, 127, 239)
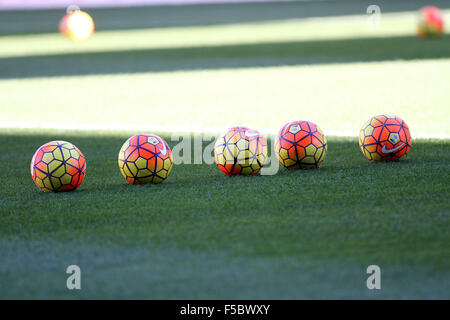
(159, 141, 167, 155)
(381, 143, 405, 154)
(245, 130, 260, 137)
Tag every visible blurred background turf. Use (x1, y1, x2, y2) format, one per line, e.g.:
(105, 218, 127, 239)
(1, 0, 450, 35)
(1, 4, 449, 137)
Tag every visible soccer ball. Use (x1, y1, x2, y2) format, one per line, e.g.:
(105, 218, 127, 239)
(59, 10, 95, 41)
(214, 126, 268, 176)
(274, 121, 327, 169)
(359, 114, 411, 162)
(417, 6, 444, 38)
(30, 141, 86, 192)
(118, 134, 173, 184)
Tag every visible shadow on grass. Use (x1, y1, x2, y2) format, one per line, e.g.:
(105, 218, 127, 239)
(2, 0, 449, 36)
(1, 34, 450, 79)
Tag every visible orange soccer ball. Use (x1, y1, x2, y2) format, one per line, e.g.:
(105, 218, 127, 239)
(359, 114, 412, 162)
(274, 121, 327, 169)
(30, 141, 86, 192)
(118, 134, 173, 184)
(417, 6, 444, 38)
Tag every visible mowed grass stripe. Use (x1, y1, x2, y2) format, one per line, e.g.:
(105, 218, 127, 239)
(1, 10, 450, 59)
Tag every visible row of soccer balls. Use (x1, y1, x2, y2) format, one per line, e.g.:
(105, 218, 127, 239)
(30, 114, 411, 192)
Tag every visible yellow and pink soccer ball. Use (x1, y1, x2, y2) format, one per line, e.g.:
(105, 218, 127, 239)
(359, 114, 412, 162)
(214, 126, 268, 176)
(274, 121, 327, 169)
(59, 10, 95, 41)
(30, 141, 86, 192)
(118, 134, 173, 184)
(417, 6, 444, 38)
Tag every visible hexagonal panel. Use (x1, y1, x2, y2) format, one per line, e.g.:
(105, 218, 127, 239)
(51, 177, 62, 190)
(163, 158, 172, 171)
(34, 177, 44, 189)
(135, 157, 147, 170)
(155, 157, 164, 172)
(42, 177, 53, 190)
(60, 173, 72, 185)
(388, 132, 400, 145)
(283, 158, 297, 167)
(137, 168, 152, 177)
(152, 175, 164, 184)
(251, 163, 261, 171)
(70, 149, 80, 160)
(364, 125, 374, 136)
(52, 165, 66, 178)
(289, 124, 301, 134)
(301, 156, 316, 164)
(224, 145, 239, 159)
(158, 170, 168, 179)
(257, 153, 266, 165)
(122, 164, 133, 178)
(237, 153, 251, 165)
(36, 161, 48, 172)
(127, 162, 138, 177)
(288, 146, 297, 160)
(236, 139, 249, 151)
(241, 166, 253, 175)
(371, 152, 381, 161)
(53, 148, 63, 161)
(42, 152, 54, 164)
(147, 136, 159, 145)
(315, 147, 326, 163)
(48, 159, 63, 173)
(305, 144, 317, 156)
(35, 169, 47, 180)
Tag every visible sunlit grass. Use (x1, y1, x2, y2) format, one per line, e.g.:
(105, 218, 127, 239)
(1, 10, 449, 58)
(1, 59, 449, 137)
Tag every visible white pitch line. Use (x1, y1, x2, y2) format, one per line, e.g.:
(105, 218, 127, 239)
(0, 122, 448, 140)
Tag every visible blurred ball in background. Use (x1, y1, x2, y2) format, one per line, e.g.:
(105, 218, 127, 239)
(417, 6, 444, 38)
(59, 10, 95, 42)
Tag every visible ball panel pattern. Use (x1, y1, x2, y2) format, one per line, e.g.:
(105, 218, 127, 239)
(275, 121, 327, 169)
(30, 141, 86, 192)
(214, 126, 268, 176)
(359, 114, 411, 162)
(118, 134, 173, 184)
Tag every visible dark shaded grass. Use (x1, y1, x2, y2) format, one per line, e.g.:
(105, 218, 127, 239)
(1, 34, 450, 79)
(1, 0, 449, 36)
(1, 130, 449, 271)
(2, 237, 449, 299)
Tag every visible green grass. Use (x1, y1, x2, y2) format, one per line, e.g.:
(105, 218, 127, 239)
(0, 130, 449, 299)
(0, 1, 449, 299)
